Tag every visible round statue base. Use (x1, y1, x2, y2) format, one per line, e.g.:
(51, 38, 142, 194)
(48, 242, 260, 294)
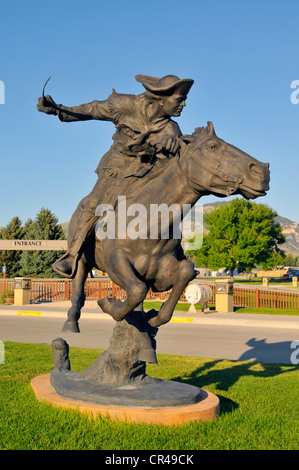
(31, 374, 220, 425)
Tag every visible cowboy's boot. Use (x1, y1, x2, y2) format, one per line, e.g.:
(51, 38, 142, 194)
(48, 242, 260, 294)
(53, 215, 100, 278)
(53, 170, 126, 278)
(52, 241, 82, 279)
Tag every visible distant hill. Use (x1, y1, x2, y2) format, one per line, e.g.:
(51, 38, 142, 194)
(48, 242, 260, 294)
(59, 201, 299, 257)
(275, 215, 299, 257)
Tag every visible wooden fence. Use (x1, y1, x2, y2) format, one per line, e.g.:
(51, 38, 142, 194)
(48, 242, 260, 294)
(0, 279, 186, 303)
(1, 279, 299, 310)
(234, 286, 299, 310)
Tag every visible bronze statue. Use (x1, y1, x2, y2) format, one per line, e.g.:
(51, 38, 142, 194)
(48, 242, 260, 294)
(37, 75, 270, 405)
(37, 74, 194, 279)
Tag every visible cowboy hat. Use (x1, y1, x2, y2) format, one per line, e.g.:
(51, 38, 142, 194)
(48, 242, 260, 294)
(135, 74, 194, 96)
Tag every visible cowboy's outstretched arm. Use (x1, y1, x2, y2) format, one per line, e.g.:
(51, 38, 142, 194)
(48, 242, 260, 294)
(37, 95, 112, 122)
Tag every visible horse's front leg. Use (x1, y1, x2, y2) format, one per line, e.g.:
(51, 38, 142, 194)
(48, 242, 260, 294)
(98, 250, 148, 322)
(62, 258, 89, 333)
(146, 256, 196, 327)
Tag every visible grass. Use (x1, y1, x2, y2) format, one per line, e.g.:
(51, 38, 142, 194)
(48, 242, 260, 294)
(144, 301, 207, 312)
(198, 277, 299, 288)
(0, 341, 298, 450)
(143, 301, 299, 316)
(233, 278, 298, 288)
(234, 307, 299, 315)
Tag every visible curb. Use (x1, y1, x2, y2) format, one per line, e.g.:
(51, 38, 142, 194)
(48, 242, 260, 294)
(171, 312, 299, 330)
(0, 304, 298, 330)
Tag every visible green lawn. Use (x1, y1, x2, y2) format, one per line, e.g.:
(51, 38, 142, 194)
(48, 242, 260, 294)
(198, 277, 298, 287)
(234, 278, 297, 287)
(144, 301, 206, 312)
(234, 307, 299, 315)
(143, 301, 299, 316)
(0, 342, 298, 450)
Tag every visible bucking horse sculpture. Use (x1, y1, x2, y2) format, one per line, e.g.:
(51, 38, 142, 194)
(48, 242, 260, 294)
(63, 121, 269, 332)
(37, 75, 270, 396)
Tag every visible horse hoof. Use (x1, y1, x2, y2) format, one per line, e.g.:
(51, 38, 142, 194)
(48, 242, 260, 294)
(98, 298, 127, 321)
(62, 320, 80, 333)
(97, 296, 116, 313)
(144, 309, 158, 322)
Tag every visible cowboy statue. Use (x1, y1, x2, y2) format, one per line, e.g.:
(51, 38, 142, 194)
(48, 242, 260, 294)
(37, 74, 194, 278)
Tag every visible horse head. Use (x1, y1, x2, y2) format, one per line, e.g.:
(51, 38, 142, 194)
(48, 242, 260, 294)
(179, 122, 270, 199)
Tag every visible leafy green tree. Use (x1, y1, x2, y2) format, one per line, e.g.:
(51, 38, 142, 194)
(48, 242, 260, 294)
(187, 199, 286, 273)
(284, 253, 299, 267)
(19, 208, 66, 278)
(262, 251, 286, 269)
(0, 216, 25, 278)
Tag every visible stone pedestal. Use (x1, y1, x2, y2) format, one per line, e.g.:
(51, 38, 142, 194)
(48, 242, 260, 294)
(31, 308, 220, 424)
(49, 312, 202, 408)
(31, 374, 220, 425)
(188, 303, 197, 313)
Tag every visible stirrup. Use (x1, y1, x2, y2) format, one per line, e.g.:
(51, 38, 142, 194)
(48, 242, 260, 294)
(52, 252, 79, 279)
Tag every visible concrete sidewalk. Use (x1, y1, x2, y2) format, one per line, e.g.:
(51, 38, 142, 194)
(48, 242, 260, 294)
(0, 301, 298, 330)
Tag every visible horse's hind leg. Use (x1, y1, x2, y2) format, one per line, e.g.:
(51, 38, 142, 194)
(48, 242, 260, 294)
(146, 256, 196, 327)
(62, 258, 89, 333)
(98, 250, 148, 322)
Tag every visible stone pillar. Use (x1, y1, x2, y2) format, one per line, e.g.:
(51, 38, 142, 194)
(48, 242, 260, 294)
(262, 277, 269, 287)
(14, 278, 31, 305)
(293, 277, 298, 287)
(215, 278, 234, 313)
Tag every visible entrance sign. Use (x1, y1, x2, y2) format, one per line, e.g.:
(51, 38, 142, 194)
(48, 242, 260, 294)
(0, 240, 68, 251)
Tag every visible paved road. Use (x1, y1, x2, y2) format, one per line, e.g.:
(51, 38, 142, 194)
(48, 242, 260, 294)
(1, 302, 298, 364)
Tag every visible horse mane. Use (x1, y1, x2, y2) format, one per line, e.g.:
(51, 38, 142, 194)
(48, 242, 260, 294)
(123, 122, 216, 203)
(146, 157, 173, 181)
(124, 156, 176, 203)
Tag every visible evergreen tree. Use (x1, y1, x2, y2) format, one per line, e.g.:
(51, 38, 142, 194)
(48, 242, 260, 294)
(186, 199, 286, 274)
(0, 216, 25, 278)
(23, 218, 34, 234)
(19, 208, 66, 278)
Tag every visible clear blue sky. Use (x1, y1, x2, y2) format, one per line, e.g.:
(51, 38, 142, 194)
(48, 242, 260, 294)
(0, 0, 298, 228)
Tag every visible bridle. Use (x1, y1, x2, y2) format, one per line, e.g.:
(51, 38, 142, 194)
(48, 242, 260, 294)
(177, 142, 244, 197)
